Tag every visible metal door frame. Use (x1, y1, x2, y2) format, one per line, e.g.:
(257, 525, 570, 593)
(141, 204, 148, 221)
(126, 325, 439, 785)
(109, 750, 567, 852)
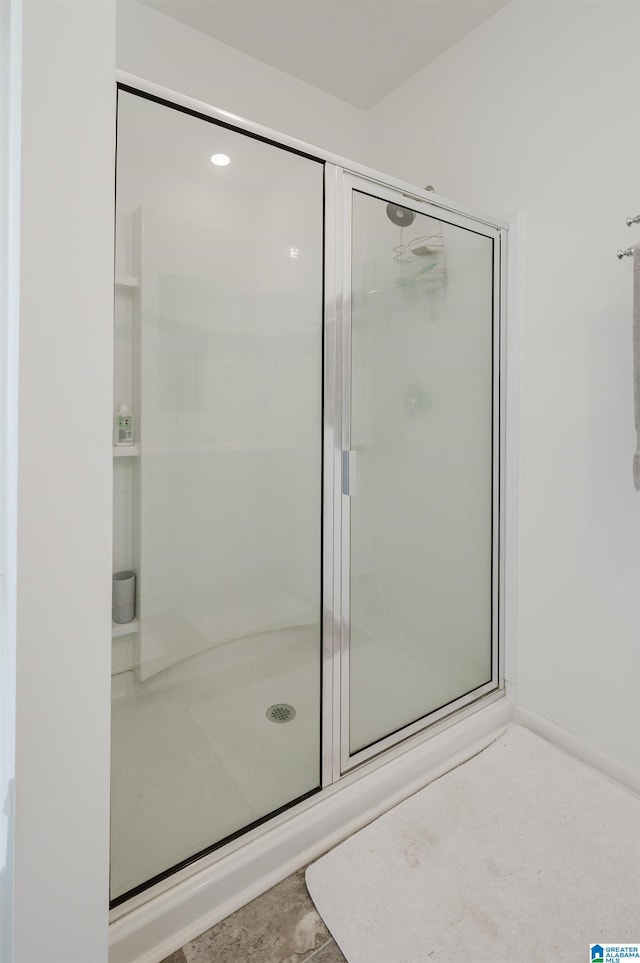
(323, 167, 506, 778)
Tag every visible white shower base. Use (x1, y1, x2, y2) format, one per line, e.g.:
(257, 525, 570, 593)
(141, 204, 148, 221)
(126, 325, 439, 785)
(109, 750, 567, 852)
(113, 601, 497, 902)
(110, 624, 321, 900)
(111, 615, 490, 900)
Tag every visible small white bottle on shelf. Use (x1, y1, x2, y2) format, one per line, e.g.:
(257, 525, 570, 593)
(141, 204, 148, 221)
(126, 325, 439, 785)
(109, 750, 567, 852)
(114, 402, 135, 446)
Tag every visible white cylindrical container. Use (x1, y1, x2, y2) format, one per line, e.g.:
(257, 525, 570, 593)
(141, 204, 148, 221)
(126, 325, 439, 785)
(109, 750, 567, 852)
(112, 570, 136, 623)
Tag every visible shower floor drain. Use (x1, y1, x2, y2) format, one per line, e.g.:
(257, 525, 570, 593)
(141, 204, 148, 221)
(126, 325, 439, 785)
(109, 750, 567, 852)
(266, 703, 296, 724)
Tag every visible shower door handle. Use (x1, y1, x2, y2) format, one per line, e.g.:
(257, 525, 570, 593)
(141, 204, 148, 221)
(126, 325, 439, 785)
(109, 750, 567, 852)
(342, 450, 357, 496)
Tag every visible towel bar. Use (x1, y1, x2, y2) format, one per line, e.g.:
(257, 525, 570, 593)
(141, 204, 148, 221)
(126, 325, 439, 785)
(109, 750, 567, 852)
(617, 246, 635, 259)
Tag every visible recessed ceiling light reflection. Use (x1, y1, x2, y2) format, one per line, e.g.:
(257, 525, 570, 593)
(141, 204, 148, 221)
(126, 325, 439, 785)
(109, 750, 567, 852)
(210, 153, 231, 167)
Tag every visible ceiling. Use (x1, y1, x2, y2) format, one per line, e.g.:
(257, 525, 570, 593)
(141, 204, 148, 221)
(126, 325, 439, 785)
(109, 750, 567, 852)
(140, 0, 509, 109)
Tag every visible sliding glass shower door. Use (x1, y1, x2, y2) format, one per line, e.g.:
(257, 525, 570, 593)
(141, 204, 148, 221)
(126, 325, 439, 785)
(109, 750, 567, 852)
(111, 89, 324, 903)
(338, 175, 500, 770)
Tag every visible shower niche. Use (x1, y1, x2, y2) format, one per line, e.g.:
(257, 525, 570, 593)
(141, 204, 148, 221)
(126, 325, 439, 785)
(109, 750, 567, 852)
(111, 85, 505, 906)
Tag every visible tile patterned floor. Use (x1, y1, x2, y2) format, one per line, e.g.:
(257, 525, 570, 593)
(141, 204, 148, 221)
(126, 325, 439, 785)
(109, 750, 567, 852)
(160, 869, 346, 963)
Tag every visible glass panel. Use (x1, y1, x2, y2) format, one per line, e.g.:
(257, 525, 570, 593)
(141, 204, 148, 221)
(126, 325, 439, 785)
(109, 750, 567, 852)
(349, 189, 494, 755)
(111, 91, 323, 901)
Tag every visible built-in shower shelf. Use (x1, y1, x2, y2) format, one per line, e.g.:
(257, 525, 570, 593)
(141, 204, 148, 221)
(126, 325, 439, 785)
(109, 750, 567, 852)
(112, 618, 139, 638)
(115, 274, 139, 289)
(112, 444, 295, 458)
(113, 445, 140, 457)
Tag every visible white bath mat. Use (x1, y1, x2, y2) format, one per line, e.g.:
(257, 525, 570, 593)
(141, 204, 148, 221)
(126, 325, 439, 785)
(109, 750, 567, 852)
(306, 726, 640, 963)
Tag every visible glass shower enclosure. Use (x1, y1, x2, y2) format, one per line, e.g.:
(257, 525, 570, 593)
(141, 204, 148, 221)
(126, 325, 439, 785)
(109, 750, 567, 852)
(111, 85, 504, 905)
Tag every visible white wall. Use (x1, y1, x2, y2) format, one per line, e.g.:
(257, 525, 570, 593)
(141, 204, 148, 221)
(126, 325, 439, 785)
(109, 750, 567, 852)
(0, 2, 20, 959)
(367, 0, 640, 776)
(116, 1, 367, 162)
(12, 2, 115, 961)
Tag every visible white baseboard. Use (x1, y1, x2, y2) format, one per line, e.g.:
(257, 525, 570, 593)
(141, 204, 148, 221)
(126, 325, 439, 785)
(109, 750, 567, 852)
(514, 705, 640, 796)
(109, 695, 513, 963)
